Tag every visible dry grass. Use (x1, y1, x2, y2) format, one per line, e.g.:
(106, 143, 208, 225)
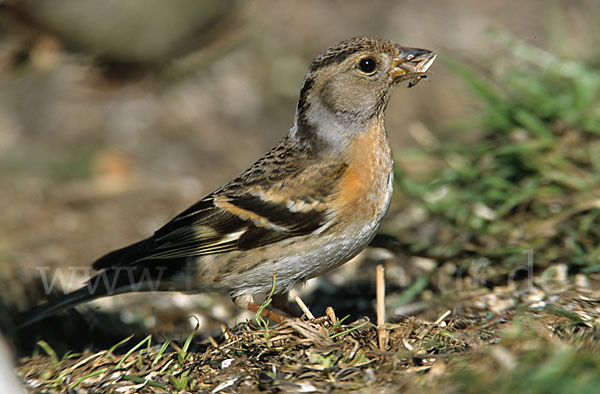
(15, 273, 600, 393)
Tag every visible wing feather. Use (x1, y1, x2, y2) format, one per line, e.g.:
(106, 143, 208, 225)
(92, 138, 348, 272)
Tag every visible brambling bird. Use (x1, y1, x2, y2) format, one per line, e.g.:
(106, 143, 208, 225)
(18, 36, 436, 327)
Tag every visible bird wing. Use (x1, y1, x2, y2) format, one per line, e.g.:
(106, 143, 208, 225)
(92, 138, 347, 271)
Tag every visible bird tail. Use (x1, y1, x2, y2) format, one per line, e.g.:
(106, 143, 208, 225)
(16, 268, 133, 329)
(16, 285, 102, 329)
(16, 263, 172, 329)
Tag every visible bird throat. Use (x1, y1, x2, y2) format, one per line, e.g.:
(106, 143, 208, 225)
(292, 93, 383, 155)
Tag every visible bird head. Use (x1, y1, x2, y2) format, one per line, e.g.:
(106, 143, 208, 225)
(293, 36, 436, 147)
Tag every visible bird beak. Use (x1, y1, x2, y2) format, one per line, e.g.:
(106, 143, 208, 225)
(392, 46, 437, 87)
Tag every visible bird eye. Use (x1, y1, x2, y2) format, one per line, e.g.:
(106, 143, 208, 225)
(357, 57, 377, 75)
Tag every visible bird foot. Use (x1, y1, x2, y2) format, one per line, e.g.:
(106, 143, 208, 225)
(233, 294, 290, 323)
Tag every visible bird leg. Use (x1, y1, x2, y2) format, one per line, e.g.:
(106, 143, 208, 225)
(233, 294, 288, 323)
(272, 293, 302, 318)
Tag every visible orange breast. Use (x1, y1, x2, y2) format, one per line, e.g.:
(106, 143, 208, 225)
(337, 165, 365, 201)
(332, 120, 393, 217)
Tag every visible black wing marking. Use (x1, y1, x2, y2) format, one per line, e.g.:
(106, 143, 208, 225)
(91, 138, 345, 272)
(227, 194, 324, 233)
(92, 194, 326, 271)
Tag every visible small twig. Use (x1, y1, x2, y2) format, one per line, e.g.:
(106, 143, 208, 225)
(294, 295, 315, 320)
(433, 310, 451, 325)
(325, 306, 338, 326)
(221, 324, 230, 341)
(376, 264, 388, 350)
(207, 336, 219, 348)
(402, 338, 414, 351)
(417, 310, 452, 340)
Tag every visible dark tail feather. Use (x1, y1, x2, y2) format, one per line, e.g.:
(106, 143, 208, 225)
(16, 286, 102, 329)
(16, 263, 172, 329)
(92, 239, 148, 270)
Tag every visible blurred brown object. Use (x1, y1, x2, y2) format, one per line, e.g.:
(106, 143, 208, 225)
(94, 149, 136, 193)
(1, 0, 245, 83)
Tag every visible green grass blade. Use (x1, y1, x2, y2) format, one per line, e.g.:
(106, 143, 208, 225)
(115, 335, 152, 369)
